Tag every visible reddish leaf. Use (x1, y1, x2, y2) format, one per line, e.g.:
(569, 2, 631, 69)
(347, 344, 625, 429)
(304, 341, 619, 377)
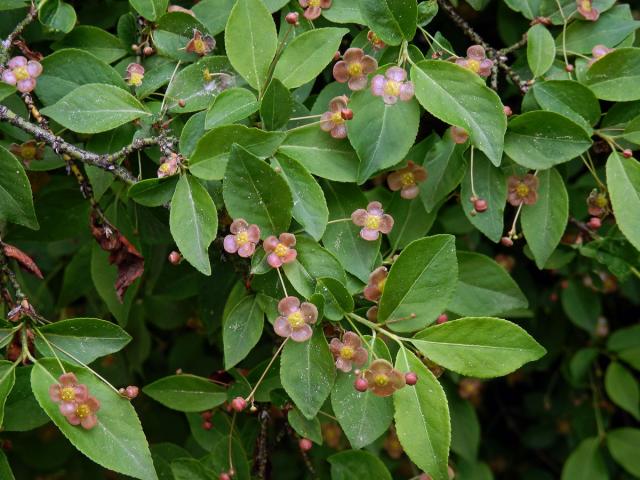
(2, 243, 44, 279)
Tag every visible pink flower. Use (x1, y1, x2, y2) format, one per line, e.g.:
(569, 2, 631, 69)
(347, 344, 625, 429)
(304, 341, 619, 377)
(185, 29, 215, 56)
(320, 95, 350, 139)
(333, 48, 378, 91)
(364, 359, 406, 397)
(455, 46, 493, 78)
(588, 45, 613, 65)
(263, 233, 297, 268)
(49, 373, 89, 417)
(329, 332, 368, 372)
(587, 189, 609, 217)
(507, 174, 539, 206)
(274, 296, 318, 342)
(450, 126, 469, 144)
(387, 160, 427, 200)
(577, 0, 599, 21)
(1, 56, 42, 93)
(299, 0, 332, 20)
(363, 267, 388, 302)
(371, 67, 414, 105)
(65, 396, 100, 430)
(224, 219, 260, 257)
(125, 63, 145, 87)
(351, 201, 394, 241)
(157, 152, 180, 178)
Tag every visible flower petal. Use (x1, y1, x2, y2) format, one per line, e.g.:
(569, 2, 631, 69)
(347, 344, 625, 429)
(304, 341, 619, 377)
(342, 331, 361, 348)
(267, 253, 283, 268)
(59, 402, 76, 416)
(351, 209, 368, 226)
(320, 0, 332, 7)
(329, 95, 348, 112)
(49, 385, 62, 402)
(399, 82, 415, 101)
(1, 70, 16, 85)
(223, 235, 239, 254)
(282, 249, 297, 264)
(238, 242, 256, 258)
(8, 56, 27, 68)
(343, 47, 364, 64)
(387, 171, 403, 191)
(383, 94, 399, 105)
(330, 338, 343, 355)
(17, 78, 35, 93)
(303, 6, 322, 20)
(333, 61, 349, 83)
(360, 228, 380, 241)
(367, 201, 383, 215)
(401, 184, 420, 199)
(291, 324, 313, 342)
(81, 414, 98, 430)
(353, 347, 368, 366)
(274, 316, 292, 338)
(361, 55, 378, 74)
(247, 224, 261, 242)
(280, 233, 296, 247)
(230, 218, 248, 234)
(279, 296, 300, 316)
(386, 66, 407, 82)
(59, 373, 78, 386)
(331, 124, 347, 139)
(263, 236, 279, 252)
(371, 75, 385, 96)
(335, 357, 353, 372)
(467, 45, 486, 60)
(378, 214, 394, 234)
(300, 302, 318, 324)
(363, 284, 381, 301)
(348, 75, 368, 91)
(320, 111, 335, 131)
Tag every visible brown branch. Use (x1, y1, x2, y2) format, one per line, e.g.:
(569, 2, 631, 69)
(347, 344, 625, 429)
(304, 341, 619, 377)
(0, 2, 37, 63)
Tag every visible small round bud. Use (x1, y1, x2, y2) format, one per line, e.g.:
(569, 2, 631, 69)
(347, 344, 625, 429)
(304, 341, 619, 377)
(565, 64, 574, 72)
(143, 46, 154, 56)
(436, 314, 448, 325)
(354, 378, 368, 392)
(353, 369, 361, 376)
(131, 43, 140, 52)
(623, 149, 633, 158)
(125, 385, 139, 399)
(169, 251, 182, 265)
(341, 108, 354, 121)
(550, 292, 558, 302)
(469, 195, 478, 203)
(333, 51, 341, 61)
(231, 397, 247, 412)
(273, 166, 282, 173)
(249, 405, 258, 412)
(285, 12, 299, 25)
(219, 473, 231, 480)
(299, 438, 313, 451)
(202, 421, 213, 430)
(405, 372, 418, 385)
(588, 217, 602, 230)
(201, 410, 213, 421)
(503, 105, 513, 117)
(178, 99, 186, 108)
(501, 236, 514, 247)
(474, 198, 488, 213)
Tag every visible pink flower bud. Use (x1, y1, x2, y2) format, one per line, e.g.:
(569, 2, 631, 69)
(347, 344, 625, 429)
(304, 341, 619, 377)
(474, 198, 488, 212)
(125, 385, 139, 399)
(168, 251, 182, 265)
(405, 372, 418, 385)
(623, 149, 633, 158)
(231, 397, 247, 412)
(285, 12, 299, 25)
(436, 314, 448, 324)
(202, 421, 213, 430)
(501, 237, 514, 247)
(588, 217, 601, 230)
(354, 377, 369, 392)
(299, 438, 313, 451)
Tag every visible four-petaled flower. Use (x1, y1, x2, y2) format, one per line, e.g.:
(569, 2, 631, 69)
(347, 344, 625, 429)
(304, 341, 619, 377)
(587, 189, 609, 217)
(330, 331, 368, 372)
(577, 0, 599, 21)
(299, 0, 332, 20)
(10, 140, 44, 166)
(186, 29, 216, 56)
(274, 296, 318, 342)
(351, 201, 394, 241)
(450, 126, 469, 144)
(1, 56, 42, 93)
(364, 359, 406, 397)
(224, 219, 260, 258)
(320, 95, 350, 139)
(371, 67, 415, 105)
(589, 45, 613, 65)
(66, 396, 101, 430)
(157, 152, 180, 178)
(333, 48, 378, 91)
(264, 233, 297, 268)
(455, 46, 493, 78)
(125, 63, 145, 87)
(49, 373, 89, 417)
(387, 160, 428, 199)
(364, 266, 388, 302)
(507, 174, 539, 206)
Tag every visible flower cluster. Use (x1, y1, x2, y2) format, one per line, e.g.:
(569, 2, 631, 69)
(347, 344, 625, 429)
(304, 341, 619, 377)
(455, 46, 493, 78)
(371, 67, 415, 105)
(387, 160, 427, 199)
(49, 373, 100, 430)
(507, 174, 539, 206)
(274, 296, 318, 342)
(1, 56, 42, 93)
(351, 201, 394, 241)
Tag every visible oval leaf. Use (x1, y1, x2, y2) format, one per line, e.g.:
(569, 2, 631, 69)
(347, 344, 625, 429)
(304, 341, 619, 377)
(143, 374, 227, 412)
(358, 0, 417, 46)
(223, 296, 264, 370)
(606, 152, 640, 252)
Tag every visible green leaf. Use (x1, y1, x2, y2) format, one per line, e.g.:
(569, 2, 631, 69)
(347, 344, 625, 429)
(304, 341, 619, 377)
(0, 450, 14, 480)
(281, 328, 336, 419)
(40, 83, 150, 134)
(224, 0, 277, 90)
(460, 151, 505, 243)
(192, 0, 235, 35)
(412, 317, 546, 378)
(190, 125, 286, 180)
(0, 361, 16, 428)
(287, 407, 323, 444)
(222, 145, 293, 237)
(274, 28, 348, 88)
(143, 374, 227, 412)
(379, 235, 457, 332)
(170, 174, 218, 275)
(504, 111, 592, 169)
(449, 394, 480, 461)
(624, 115, 640, 145)
(561, 281, 600, 333)
(606, 152, 640, 252)
(314, 277, 354, 321)
(449, 252, 529, 317)
(52, 26, 126, 63)
(128, 176, 178, 207)
(419, 135, 467, 213)
(31, 359, 157, 480)
(394, 347, 450, 480)
(323, 0, 366, 24)
(561, 437, 608, 480)
(129, 0, 168, 21)
(272, 154, 328, 240)
(387, 194, 439, 250)
(152, 12, 208, 62)
(3, 366, 48, 432)
(527, 24, 555, 77)
(532, 80, 600, 132)
(321, 181, 380, 282)
(584, 48, 640, 101)
(521, 168, 569, 269)
(608, 324, 640, 371)
(261, 78, 292, 131)
(411, 60, 506, 166)
(605, 362, 640, 420)
(170, 458, 215, 480)
(348, 88, 420, 183)
(278, 125, 360, 182)
(223, 296, 264, 370)
(39, 0, 76, 33)
(329, 450, 392, 479)
(35, 318, 132, 364)
(204, 87, 259, 130)
(202, 437, 251, 480)
(0, 83, 14, 101)
(607, 428, 640, 477)
(0, 146, 39, 230)
(358, 0, 417, 46)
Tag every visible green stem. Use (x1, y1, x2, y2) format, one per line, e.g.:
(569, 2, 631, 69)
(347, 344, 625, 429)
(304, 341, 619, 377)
(245, 337, 289, 404)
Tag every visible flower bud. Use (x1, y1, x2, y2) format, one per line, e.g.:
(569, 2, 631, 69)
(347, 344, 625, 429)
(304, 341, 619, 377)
(299, 438, 313, 451)
(219, 473, 231, 480)
(354, 377, 368, 392)
(178, 99, 186, 108)
(231, 397, 247, 412)
(501, 236, 513, 247)
(285, 12, 299, 25)
(436, 314, 448, 325)
(168, 251, 182, 265)
(143, 46, 154, 56)
(565, 64, 574, 72)
(340, 108, 353, 121)
(588, 217, 601, 230)
(503, 105, 513, 117)
(474, 198, 488, 212)
(202, 421, 213, 430)
(333, 51, 341, 61)
(201, 410, 213, 421)
(125, 385, 139, 399)
(405, 372, 418, 385)
(623, 149, 633, 158)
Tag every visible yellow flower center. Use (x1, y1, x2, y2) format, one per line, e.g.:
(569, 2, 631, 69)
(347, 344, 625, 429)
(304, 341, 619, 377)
(76, 404, 91, 418)
(515, 183, 530, 198)
(274, 243, 288, 257)
(236, 231, 249, 246)
(340, 346, 355, 359)
(60, 387, 75, 402)
(288, 311, 305, 329)
(13, 66, 29, 81)
(401, 172, 415, 187)
(377, 278, 387, 293)
(22, 145, 37, 160)
(364, 215, 380, 230)
(581, 0, 591, 11)
(203, 68, 214, 82)
(383, 80, 401, 97)
(128, 72, 144, 86)
(347, 62, 363, 77)
(467, 59, 481, 73)
(193, 38, 206, 54)
(595, 195, 608, 208)
(374, 374, 389, 386)
(158, 163, 171, 174)
(309, 0, 321, 5)
(331, 112, 344, 124)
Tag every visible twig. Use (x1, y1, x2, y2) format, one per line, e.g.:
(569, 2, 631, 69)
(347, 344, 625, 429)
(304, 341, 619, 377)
(0, 2, 37, 63)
